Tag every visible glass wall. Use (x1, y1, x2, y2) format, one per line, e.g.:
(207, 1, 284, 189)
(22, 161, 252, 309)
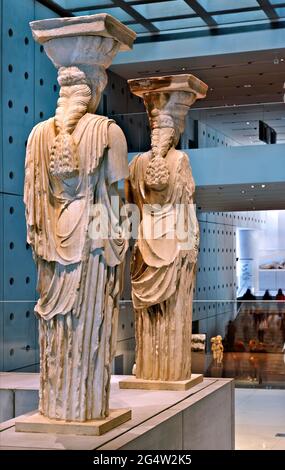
(192, 210, 285, 388)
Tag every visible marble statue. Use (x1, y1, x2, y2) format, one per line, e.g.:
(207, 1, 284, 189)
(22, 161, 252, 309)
(126, 75, 207, 382)
(211, 336, 224, 365)
(24, 14, 136, 422)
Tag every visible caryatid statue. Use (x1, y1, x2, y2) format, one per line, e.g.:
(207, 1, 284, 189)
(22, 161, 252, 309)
(23, 15, 135, 423)
(126, 75, 207, 383)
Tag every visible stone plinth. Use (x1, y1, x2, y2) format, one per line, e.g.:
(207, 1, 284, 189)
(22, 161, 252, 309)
(119, 374, 203, 391)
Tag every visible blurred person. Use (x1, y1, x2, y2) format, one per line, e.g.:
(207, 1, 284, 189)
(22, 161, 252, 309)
(276, 288, 285, 300)
(226, 320, 236, 351)
(267, 312, 280, 349)
(258, 314, 268, 343)
(242, 308, 253, 346)
(276, 288, 285, 316)
(280, 313, 285, 344)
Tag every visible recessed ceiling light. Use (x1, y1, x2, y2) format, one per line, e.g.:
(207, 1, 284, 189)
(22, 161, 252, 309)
(261, 184, 266, 188)
(251, 185, 255, 189)
(241, 190, 245, 194)
(244, 84, 252, 88)
(181, 67, 186, 71)
(246, 121, 250, 125)
(281, 58, 284, 62)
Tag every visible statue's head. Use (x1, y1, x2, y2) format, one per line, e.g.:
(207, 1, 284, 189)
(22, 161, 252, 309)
(129, 74, 207, 142)
(30, 14, 136, 111)
(29, 14, 136, 179)
(128, 75, 207, 191)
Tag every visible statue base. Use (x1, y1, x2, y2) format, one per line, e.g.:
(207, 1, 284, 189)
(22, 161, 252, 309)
(15, 409, 131, 436)
(119, 374, 203, 391)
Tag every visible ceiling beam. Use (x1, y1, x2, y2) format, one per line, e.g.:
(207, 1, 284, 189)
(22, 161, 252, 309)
(110, 0, 159, 33)
(71, 0, 167, 12)
(124, 4, 285, 26)
(36, 0, 74, 17)
(184, 0, 217, 27)
(256, 0, 279, 20)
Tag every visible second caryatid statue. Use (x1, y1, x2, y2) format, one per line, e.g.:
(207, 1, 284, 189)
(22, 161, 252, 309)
(121, 75, 208, 390)
(17, 15, 136, 434)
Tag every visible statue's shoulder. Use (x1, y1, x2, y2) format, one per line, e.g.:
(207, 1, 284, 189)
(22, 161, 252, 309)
(28, 118, 54, 143)
(170, 148, 187, 161)
(82, 113, 123, 136)
(84, 113, 112, 125)
(129, 150, 151, 169)
(135, 150, 152, 162)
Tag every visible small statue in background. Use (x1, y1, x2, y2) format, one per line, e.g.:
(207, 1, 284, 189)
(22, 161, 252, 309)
(211, 335, 224, 365)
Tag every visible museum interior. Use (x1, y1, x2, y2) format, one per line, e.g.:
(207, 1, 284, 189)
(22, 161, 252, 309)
(0, 0, 285, 452)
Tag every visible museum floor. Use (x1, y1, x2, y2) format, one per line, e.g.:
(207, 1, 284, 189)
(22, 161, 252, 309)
(235, 388, 285, 450)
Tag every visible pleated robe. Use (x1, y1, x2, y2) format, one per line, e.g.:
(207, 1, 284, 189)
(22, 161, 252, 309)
(24, 113, 128, 420)
(128, 148, 199, 381)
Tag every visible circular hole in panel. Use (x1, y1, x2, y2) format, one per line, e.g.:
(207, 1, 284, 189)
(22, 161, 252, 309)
(9, 242, 14, 250)
(26, 310, 30, 318)
(53, 84, 57, 92)
(122, 324, 125, 329)
(24, 106, 29, 114)
(9, 136, 13, 143)
(40, 78, 44, 86)
(25, 276, 30, 284)
(8, 100, 13, 108)
(10, 313, 14, 321)
(9, 206, 14, 214)
(26, 345, 31, 351)
(40, 45, 44, 52)
(39, 111, 44, 118)
(24, 37, 29, 45)
(9, 171, 14, 179)
(9, 277, 14, 285)
(10, 348, 14, 356)
(8, 64, 13, 72)
(24, 72, 29, 80)
(8, 28, 13, 37)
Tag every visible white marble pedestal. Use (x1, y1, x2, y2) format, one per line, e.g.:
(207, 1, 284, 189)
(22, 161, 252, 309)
(119, 374, 203, 391)
(15, 409, 131, 436)
(0, 375, 234, 450)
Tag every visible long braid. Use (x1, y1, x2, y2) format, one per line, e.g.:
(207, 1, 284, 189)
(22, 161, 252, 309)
(49, 67, 91, 179)
(143, 94, 175, 191)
